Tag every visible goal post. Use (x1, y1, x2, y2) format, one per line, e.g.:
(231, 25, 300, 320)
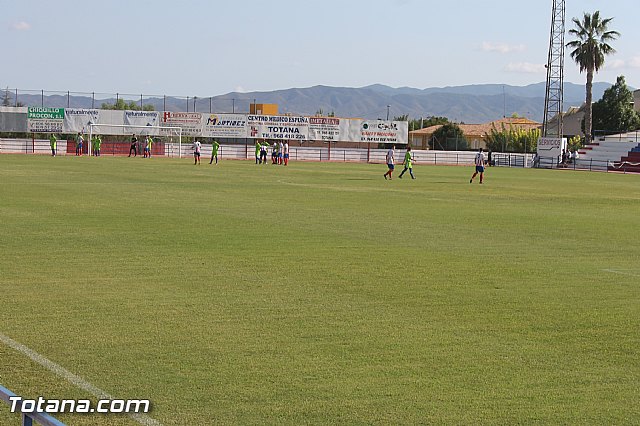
(88, 124, 183, 157)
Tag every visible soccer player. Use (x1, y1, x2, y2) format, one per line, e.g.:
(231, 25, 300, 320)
(272, 141, 279, 164)
(49, 134, 57, 157)
(255, 140, 262, 164)
(383, 145, 395, 180)
(128, 134, 138, 157)
(470, 148, 485, 184)
(209, 140, 220, 164)
(75, 133, 83, 156)
(283, 141, 290, 166)
(398, 146, 415, 179)
(278, 141, 284, 165)
(193, 139, 202, 165)
(144, 135, 153, 158)
(260, 141, 268, 165)
(95, 135, 102, 156)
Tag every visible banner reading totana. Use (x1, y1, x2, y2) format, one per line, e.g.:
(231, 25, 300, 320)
(247, 115, 309, 140)
(19, 108, 409, 143)
(308, 117, 350, 142)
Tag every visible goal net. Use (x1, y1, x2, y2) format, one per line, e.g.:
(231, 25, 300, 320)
(88, 124, 183, 157)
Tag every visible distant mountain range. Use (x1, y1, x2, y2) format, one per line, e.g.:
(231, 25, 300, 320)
(14, 82, 618, 124)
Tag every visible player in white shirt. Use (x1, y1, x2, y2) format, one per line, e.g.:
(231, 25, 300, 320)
(283, 141, 290, 166)
(383, 145, 396, 180)
(470, 148, 485, 184)
(193, 139, 202, 165)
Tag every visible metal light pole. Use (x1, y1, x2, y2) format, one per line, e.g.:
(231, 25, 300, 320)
(386, 105, 390, 121)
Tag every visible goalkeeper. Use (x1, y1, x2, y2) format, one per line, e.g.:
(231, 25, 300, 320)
(128, 134, 138, 157)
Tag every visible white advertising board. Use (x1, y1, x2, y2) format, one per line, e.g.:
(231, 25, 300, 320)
(202, 113, 247, 138)
(247, 115, 309, 140)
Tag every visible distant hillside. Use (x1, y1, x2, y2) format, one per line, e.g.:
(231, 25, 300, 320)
(11, 82, 617, 124)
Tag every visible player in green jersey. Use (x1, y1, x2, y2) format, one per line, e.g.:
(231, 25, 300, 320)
(95, 135, 102, 156)
(209, 140, 220, 164)
(398, 146, 415, 179)
(49, 134, 57, 156)
(255, 140, 262, 164)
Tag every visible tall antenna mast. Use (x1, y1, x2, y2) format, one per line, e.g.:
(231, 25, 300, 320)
(542, 0, 565, 138)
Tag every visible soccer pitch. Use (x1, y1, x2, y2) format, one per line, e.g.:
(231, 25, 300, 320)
(1, 154, 639, 425)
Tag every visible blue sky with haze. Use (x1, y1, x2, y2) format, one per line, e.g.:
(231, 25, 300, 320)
(2, 0, 638, 96)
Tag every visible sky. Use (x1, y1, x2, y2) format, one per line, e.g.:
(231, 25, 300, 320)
(2, 0, 639, 98)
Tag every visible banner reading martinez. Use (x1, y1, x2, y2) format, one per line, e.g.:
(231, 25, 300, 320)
(202, 113, 247, 138)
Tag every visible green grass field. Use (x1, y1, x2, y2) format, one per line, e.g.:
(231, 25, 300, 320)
(1, 154, 639, 425)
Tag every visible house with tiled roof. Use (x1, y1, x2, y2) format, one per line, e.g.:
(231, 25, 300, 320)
(544, 105, 585, 140)
(409, 117, 542, 150)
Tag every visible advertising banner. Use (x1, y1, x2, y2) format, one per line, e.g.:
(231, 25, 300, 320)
(118, 110, 160, 135)
(202, 113, 247, 138)
(247, 115, 309, 140)
(124, 110, 160, 127)
(352, 120, 408, 144)
(161, 111, 202, 136)
(27, 107, 64, 133)
(308, 117, 350, 142)
(63, 108, 100, 133)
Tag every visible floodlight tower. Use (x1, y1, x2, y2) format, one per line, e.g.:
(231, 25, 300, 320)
(542, 0, 565, 138)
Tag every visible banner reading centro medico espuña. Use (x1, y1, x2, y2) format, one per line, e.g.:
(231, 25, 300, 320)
(247, 115, 309, 141)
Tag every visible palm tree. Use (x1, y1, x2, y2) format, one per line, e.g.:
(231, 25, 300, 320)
(566, 11, 620, 144)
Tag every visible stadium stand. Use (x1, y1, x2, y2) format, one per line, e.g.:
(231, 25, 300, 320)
(576, 136, 640, 171)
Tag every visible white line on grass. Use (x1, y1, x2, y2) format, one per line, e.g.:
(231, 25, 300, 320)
(603, 269, 640, 278)
(0, 332, 162, 426)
